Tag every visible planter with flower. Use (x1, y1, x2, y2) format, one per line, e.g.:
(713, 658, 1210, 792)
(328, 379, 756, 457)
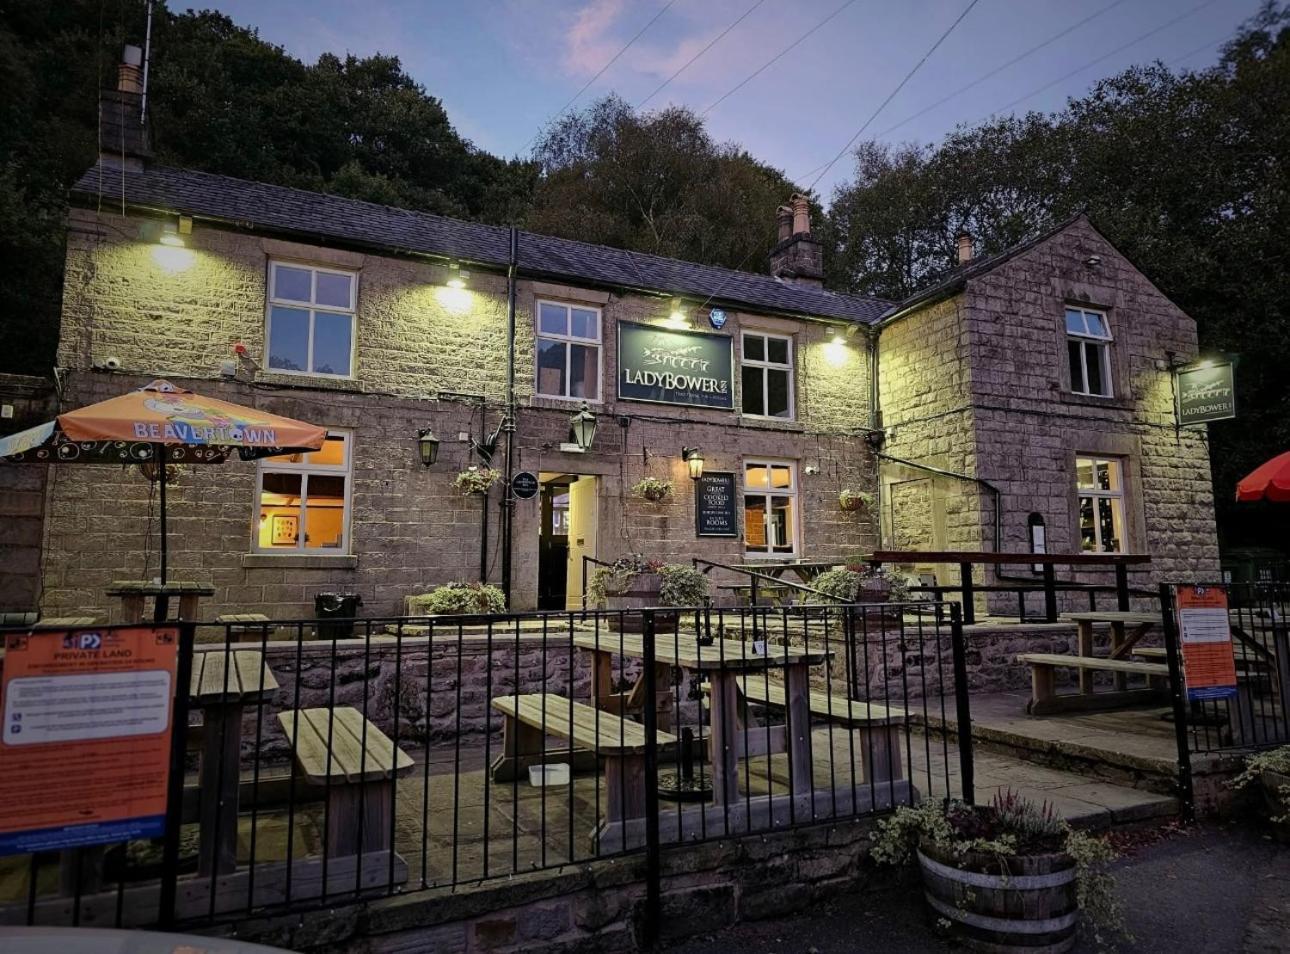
(406, 581, 507, 616)
(587, 556, 709, 631)
(872, 791, 1123, 952)
(809, 564, 914, 623)
(839, 488, 875, 513)
(1230, 744, 1290, 841)
(454, 466, 501, 496)
(631, 476, 674, 503)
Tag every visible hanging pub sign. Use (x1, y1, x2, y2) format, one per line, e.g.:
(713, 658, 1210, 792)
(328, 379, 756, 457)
(1176, 359, 1236, 426)
(695, 471, 738, 537)
(618, 322, 734, 409)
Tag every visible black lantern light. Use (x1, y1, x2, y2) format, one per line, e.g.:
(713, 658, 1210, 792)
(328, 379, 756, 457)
(570, 402, 598, 451)
(417, 428, 440, 467)
(682, 446, 704, 481)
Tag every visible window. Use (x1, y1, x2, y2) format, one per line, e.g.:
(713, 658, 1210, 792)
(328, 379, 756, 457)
(1075, 456, 1125, 553)
(1066, 306, 1112, 396)
(744, 460, 798, 556)
(535, 300, 601, 400)
(741, 332, 794, 419)
(267, 262, 357, 377)
(255, 432, 352, 552)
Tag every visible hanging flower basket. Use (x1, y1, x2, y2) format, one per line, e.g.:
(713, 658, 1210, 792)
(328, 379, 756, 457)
(839, 489, 874, 512)
(454, 467, 501, 496)
(631, 477, 674, 503)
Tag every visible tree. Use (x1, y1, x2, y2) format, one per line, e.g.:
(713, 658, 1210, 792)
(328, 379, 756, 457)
(528, 96, 808, 271)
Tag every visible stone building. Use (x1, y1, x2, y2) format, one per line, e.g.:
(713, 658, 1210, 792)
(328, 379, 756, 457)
(8, 74, 1219, 621)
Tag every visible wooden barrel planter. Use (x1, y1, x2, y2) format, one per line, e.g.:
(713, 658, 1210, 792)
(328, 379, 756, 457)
(603, 573, 676, 632)
(917, 843, 1079, 953)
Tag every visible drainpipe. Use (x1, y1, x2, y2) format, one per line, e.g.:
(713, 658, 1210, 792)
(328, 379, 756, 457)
(875, 452, 1003, 552)
(500, 227, 518, 606)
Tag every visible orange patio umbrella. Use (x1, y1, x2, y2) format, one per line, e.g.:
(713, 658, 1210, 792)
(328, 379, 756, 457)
(1235, 451, 1290, 504)
(0, 379, 326, 583)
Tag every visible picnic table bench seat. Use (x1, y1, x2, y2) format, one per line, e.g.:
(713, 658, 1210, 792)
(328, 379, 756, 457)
(279, 706, 414, 859)
(730, 677, 907, 783)
(1017, 652, 1169, 715)
(490, 693, 676, 823)
(216, 612, 275, 642)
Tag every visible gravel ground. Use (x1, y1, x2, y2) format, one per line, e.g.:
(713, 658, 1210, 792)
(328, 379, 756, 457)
(667, 822, 1290, 954)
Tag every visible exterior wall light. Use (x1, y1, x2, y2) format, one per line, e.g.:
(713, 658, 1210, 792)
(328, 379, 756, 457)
(683, 446, 704, 480)
(159, 224, 186, 247)
(825, 329, 849, 365)
(417, 428, 440, 467)
(570, 402, 598, 451)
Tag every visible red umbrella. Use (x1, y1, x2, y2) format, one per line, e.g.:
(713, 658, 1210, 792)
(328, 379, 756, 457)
(1236, 450, 1290, 503)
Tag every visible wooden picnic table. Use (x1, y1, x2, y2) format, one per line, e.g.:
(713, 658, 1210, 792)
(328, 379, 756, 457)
(572, 630, 831, 806)
(189, 648, 279, 875)
(107, 580, 215, 623)
(1062, 610, 1159, 692)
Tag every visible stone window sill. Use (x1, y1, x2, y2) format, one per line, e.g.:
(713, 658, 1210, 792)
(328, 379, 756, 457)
(1056, 390, 1134, 412)
(255, 371, 365, 393)
(242, 553, 359, 570)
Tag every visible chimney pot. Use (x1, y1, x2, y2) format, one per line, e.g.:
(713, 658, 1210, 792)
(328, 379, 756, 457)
(118, 45, 144, 94)
(776, 205, 793, 242)
(956, 231, 973, 266)
(790, 193, 811, 236)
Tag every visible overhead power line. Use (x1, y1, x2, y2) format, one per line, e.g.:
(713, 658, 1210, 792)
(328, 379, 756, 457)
(636, 0, 769, 110)
(524, 0, 677, 153)
(700, 0, 859, 117)
(806, 0, 982, 192)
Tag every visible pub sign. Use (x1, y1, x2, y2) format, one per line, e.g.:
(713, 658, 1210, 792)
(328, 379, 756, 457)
(695, 471, 738, 537)
(1175, 360, 1236, 426)
(617, 322, 734, 409)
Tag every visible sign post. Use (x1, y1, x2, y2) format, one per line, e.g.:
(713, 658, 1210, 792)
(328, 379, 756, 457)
(0, 626, 180, 856)
(1175, 585, 1238, 702)
(1175, 359, 1236, 426)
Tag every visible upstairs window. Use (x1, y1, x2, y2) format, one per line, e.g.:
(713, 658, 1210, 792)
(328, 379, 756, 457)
(1066, 306, 1112, 396)
(536, 300, 601, 401)
(255, 432, 352, 553)
(741, 332, 794, 419)
(267, 262, 357, 377)
(1075, 456, 1125, 553)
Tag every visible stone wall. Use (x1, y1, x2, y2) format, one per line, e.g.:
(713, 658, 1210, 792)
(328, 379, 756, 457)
(0, 374, 57, 612)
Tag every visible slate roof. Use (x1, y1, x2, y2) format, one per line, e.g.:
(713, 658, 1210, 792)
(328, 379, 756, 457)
(71, 164, 891, 324)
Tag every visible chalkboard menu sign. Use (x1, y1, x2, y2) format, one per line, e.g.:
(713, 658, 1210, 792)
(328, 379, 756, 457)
(695, 471, 738, 537)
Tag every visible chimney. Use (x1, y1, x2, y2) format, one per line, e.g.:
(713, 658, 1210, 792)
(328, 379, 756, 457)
(956, 230, 974, 266)
(767, 193, 824, 288)
(99, 45, 153, 172)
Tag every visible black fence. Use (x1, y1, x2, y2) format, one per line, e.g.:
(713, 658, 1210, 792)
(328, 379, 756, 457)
(0, 603, 972, 936)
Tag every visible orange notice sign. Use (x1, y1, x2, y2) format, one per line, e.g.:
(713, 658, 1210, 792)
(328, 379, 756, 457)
(0, 627, 179, 855)
(1176, 585, 1239, 702)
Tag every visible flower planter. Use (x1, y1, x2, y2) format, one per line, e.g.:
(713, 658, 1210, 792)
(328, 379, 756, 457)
(603, 572, 675, 632)
(839, 496, 864, 512)
(917, 843, 1078, 953)
(640, 487, 671, 502)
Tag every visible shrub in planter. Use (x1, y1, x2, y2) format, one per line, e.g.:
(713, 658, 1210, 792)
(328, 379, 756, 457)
(588, 556, 708, 631)
(658, 563, 710, 607)
(872, 790, 1123, 952)
(631, 476, 674, 502)
(407, 582, 507, 616)
(454, 466, 500, 496)
(838, 488, 875, 512)
(810, 565, 914, 605)
(1230, 745, 1290, 840)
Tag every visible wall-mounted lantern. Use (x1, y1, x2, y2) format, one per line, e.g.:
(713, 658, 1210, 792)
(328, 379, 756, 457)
(417, 428, 440, 467)
(570, 402, 598, 451)
(682, 446, 705, 481)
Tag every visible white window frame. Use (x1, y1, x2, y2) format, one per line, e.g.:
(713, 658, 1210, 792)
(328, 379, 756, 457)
(266, 260, 358, 378)
(534, 299, 603, 403)
(252, 430, 354, 554)
(1074, 455, 1126, 554)
(742, 459, 799, 559)
(1066, 306, 1112, 397)
(740, 331, 796, 420)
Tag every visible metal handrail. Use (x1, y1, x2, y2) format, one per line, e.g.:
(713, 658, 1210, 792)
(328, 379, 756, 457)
(690, 556, 840, 605)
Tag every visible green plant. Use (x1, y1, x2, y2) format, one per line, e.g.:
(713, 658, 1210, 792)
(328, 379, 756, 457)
(872, 791, 1125, 948)
(631, 476, 674, 502)
(810, 565, 914, 604)
(658, 564, 710, 607)
(839, 489, 875, 512)
(810, 567, 862, 602)
(407, 582, 506, 615)
(587, 555, 663, 605)
(1230, 744, 1290, 823)
(454, 466, 500, 495)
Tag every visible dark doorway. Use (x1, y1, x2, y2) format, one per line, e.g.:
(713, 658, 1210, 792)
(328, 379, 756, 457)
(538, 477, 571, 610)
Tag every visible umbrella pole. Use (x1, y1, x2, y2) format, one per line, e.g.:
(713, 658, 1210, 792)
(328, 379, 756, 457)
(155, 444, 169, 622)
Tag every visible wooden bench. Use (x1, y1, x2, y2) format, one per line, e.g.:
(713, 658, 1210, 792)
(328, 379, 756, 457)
(278, 707, 415, 858)
(216, 612, 274, 643)
(1061, 610, 1159, 692)
(490, 693, 677, 823)
(1017, 652, 1169, 715)
(733, 677, 908, 783)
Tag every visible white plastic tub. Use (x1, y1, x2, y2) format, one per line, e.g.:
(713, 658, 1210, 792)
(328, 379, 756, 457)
(528, 763, 570, 788)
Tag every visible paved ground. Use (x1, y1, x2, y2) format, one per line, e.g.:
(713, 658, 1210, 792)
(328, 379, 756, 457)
(668, 821, 1290, 954)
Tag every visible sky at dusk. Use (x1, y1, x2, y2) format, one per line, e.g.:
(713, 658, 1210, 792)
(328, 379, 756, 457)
(201, 0, 1261, 199)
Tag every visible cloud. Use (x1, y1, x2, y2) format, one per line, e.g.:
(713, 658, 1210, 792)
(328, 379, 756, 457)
(564, 0, 628, 77)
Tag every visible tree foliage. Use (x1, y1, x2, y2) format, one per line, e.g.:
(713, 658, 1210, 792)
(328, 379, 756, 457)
(826, 2, 1290, 550)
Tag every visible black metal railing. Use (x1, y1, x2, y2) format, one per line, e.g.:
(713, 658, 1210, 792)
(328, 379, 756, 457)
(691, 557, 838, 606)
(0, 603, 971, 932)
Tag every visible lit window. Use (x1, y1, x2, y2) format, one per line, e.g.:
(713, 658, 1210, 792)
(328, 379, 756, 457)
(535, 300, 601, 401)
(1066, 306, 1112, 397)
(744, 460, 797, 557)
(255, 432, 352, 552)
(1075, 456, 1125, 553)
(741, 332, 794, 419)
(266, 262, 357, 377)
